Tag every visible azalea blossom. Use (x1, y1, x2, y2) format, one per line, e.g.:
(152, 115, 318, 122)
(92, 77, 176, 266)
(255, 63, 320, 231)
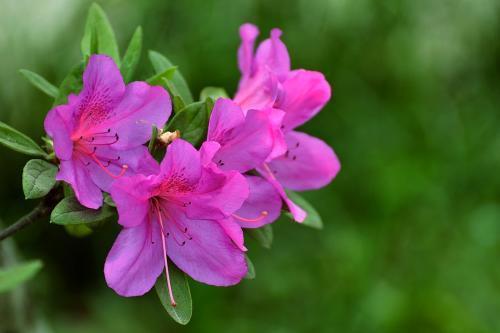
(105, 139, 249, 304)
(232, 23, 341, 222)
(44, 54, 170, 209)
(206, 98, 283, 228)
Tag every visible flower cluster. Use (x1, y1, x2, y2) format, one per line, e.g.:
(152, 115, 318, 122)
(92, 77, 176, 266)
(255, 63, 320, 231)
(44, 24, 340, 306)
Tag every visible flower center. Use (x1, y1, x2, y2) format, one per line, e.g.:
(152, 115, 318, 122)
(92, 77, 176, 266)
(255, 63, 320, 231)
(72, 128, 128, 178)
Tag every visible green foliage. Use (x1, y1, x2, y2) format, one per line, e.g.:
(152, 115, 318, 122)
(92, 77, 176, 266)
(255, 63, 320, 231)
(81, 3, 120, 66)
(120, 26, 143, 82)
(50, 196, 115, 226)
(148, 50, 193, 105)
(200, 87, 228, 101)
(54, 62, 84, 106)
(164, 101, 210, 146)
(19, 69, 59, 98)
(286, 191, 323, 229)
(0, 121, 46, 157)
(146, 66, 177, 86)
(22, 159, 57, 199)
(244, 255, 255, 279)
(155, 265, 192, 325)
(0, 260, 43, 293)
(246, 225, 273, 249)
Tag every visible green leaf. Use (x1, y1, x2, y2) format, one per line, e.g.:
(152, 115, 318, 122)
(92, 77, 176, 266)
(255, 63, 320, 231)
(172, 95, 186, 113)
(0, 121, 46, 157)
(155, 264, 192, 325)
(244, 255, 256, 279)
(146, 66, 177, 86)
(81, 3, 120, 66)
(165, 101, 209, 146)
(285, 191, 323, 229)
(120, 26, 143, 82)
(22, 159, 57, 199)
(148, 125, 158, 153)
(50, 196, 115, 226)
(200, 87, 228, 101)
(19, 69, 59, 98)
(103, 193, 116, 207)
(0, 260, 43, 293)
(64, 224, 93, 238)
(246, 225, 273, 249)
(54, 62, 84, 106)
(148, 50, 193, 104)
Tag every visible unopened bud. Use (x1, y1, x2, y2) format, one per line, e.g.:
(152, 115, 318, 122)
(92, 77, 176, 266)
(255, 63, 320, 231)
(158, 130, 180, 145)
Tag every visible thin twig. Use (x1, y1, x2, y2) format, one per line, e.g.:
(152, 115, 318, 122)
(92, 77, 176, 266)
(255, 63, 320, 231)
(0, 188, 62, 241)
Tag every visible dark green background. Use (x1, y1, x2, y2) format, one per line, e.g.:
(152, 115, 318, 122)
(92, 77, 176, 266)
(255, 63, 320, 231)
(1, 0, 499, 332)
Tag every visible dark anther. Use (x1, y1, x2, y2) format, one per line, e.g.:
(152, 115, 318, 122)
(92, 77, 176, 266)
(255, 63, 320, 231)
(181, 241, 186, 246)
(184, 227, 188, 233)
(188, 237, 193, 240)
(295, 142, 300, 148)
(285, 151, 290, 158)
(292, 155, 297, 161)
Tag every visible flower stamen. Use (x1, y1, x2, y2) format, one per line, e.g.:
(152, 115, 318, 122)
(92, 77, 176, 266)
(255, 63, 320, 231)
(232, 211, 268, 222)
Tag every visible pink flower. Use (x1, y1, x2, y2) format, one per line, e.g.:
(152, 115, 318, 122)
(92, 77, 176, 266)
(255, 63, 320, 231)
(44, 55, 170, 209)
(105, 139, 249, 303)
(206, 98, 284, 228)
(234, 24, 341, 222)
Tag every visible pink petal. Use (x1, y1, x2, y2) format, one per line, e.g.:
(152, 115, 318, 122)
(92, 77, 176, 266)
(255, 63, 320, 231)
(209, 100, 275, 172)
(106, 82, 171, 150)
(199, 141, 221, 166)
(218, 217, 247, 251)
(110, 173, 158, 228)
(233, 69, 279, 113)
(207, 98, 245, 142)
(57, 159, 103, 209)
(186, 167, 249, 220)
(86, 145, 159, 193)
(44, 104, 75, 161)
(278, 70, 331, 130)
(258, 163, 306, 222)
(165, 211, 247, 286)
(254, 28, 290, 79)
(73, 55, 125, 136)
(159, 139, 202, 185)
(104, 221, 164, 297)
(237, 23, 259, 78)
(266, 131, 340, 191)
(261, 108, 287, 161)
(232, 175, 282, 228)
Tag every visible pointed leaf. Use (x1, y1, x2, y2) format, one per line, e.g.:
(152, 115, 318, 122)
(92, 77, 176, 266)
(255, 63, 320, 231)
(50, 196, 115, 225)
(200, 87, 228, 102)
(19, 69, 59, 98)
(120, 26, 143, 82)
(164, 101, 209, 146)
(148, 50, 193, 104)
(146, 66, 177, 86)
(246, 225, 273, 249)
(54, 62, 84, 106)
(0, 121, 46, 157)
(244, 255, 255, 279)
(286, 191, 323, 229)
(81, 3, 120, 66)
(155, 264, 192, 325)
(0, 260, 43, 293)
(22, 159, 58, 199)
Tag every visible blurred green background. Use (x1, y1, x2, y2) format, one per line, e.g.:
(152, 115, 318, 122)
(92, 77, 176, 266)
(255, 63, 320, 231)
(1, 0, 500, 332)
